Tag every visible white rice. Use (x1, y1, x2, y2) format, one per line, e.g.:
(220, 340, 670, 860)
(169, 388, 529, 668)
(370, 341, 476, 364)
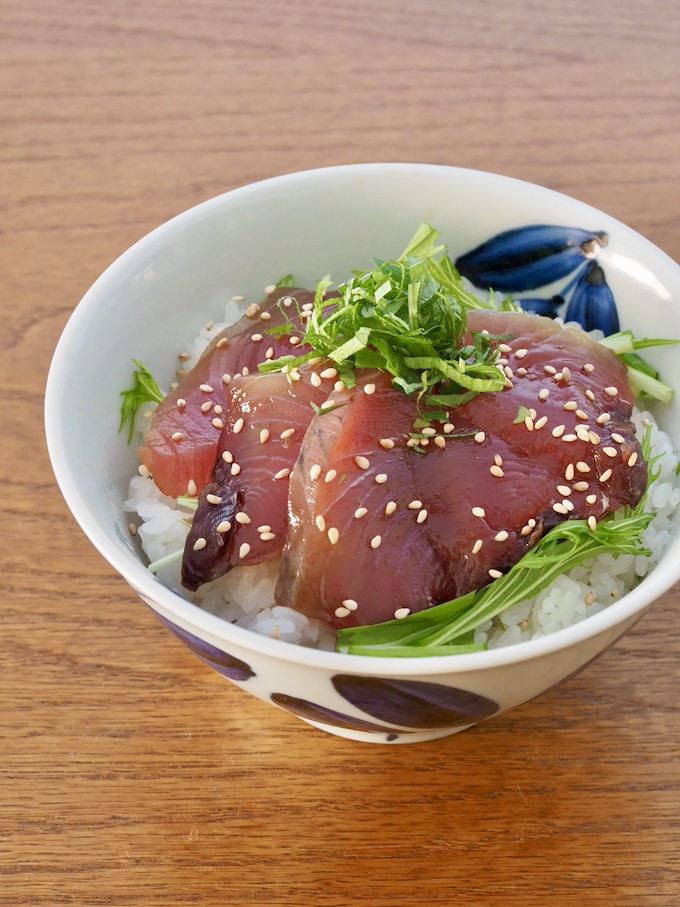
(123, 302, 680, 652)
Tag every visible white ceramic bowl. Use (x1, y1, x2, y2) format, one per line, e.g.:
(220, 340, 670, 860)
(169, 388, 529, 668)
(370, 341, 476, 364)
(45, 164, 680, 744)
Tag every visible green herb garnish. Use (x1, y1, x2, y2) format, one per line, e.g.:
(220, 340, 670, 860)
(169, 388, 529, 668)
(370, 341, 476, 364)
(119, 360, 165, 442)
(259, 224, 514, 407)
(276, 274, 296, 288)
(598, 331, 678, 403)
(337, 430, 659, 657)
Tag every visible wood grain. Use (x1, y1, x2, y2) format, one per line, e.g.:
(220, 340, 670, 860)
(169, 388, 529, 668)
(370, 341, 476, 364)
(1, 1, 679, 904)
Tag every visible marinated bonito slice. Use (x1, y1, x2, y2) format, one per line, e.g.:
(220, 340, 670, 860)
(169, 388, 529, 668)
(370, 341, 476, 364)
(275, 311, 647, 628)
(139, 288, 316, 498)
(181, 367, 330, 590)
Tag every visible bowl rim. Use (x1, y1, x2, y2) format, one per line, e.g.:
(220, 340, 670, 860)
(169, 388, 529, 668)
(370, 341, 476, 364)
(45, 161, 680, 677)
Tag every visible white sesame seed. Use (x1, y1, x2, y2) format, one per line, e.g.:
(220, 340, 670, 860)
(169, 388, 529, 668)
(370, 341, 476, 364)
(342, 599, 358, 611)
(394, 608, 411, 620)
(301, 302, 314, 311)
(328, 527, 340, 545)
(282, 296, 293, 307)
(494, 530, 509, 542)
(628, 451, 639, 467)
(260, 311, 272, 321)
(561, 433, 578, 443)
(364, 383, 376, 395)
(534, 415, 548, 430)
(187, 479, 197, 496)
(314, 514, 326, 531)
(552, 424, 565, 438)
(193, 537, 207, 551)
(310, 372, 322, 387)
(575, 409, 589, 421)
(420, 438, 430, 447)
(588, 515, 597, 531)
(176, 398, 186, 408)
(379, 438, 395, 450)
(498, 343, 512, 353)
(472, 539, 483, 554)
(325, 469, 337, 483)
(565, 464, 575, 481)
(334, 381, 345, 392)
(472, 506, 486, 518)
(545, 365, 557, 375)
(375, 474, 388, 484)
(604, 387, 618, 397)
(199, 384, 214, 393)
(538, 388, 550, 401)
(260, 532, 276, 542)
(206, 493, 223, 505)
(257, 525, 271, 533)
(490, 465, 504, 478)
(334, 606, 351, 618)
(355, 456, 370, 469)
(251, 333, 263, 342)
(235, 513, 251, 525)
(216, 520, 231, 533)
(260, 429, 270, 444)
(265, 348, 275, 360)
(264, 284, 276, 295)
(239, 543, 251, 559)
(443, 423, 455, 434)
(557, 484, 572, 496)
(516, 367, 528, 377)
(407, 500, 422, 510)
(515, 348, 528, 359)
(406, 439, 418, 448)
(488, 569, 503, 579)
(576, 461, 590, 473)
(584, 363, 595, 373)
(246, 303, 260, 318)
(172, 431, 183, 441)
(504, 366, 514, 380)
(596, 412, 611, 425)
(586, 494, 598, 505)
(553, 502, 568, 514)
(599, 468, 613, 482)
(576, 427, 591, 442)
(233, 418, 244, 434)
(585, 389, 596, 402)
(354, 507, 368, 519)
(524, 415, 534, 431)
(589, 431, 601, 445)
(128, 522, 138, 536)
(370, 535, 382, 549)
(573, 481, 589, 492)
(320, 367, 337, 379)
(200, 401, 212, 413)
(230, 463, 241, 476)
(289, 336, 301, 346)
(274, 468, 290, 480)
(493, 454, 503, 467)
(310, 464, 322, 481)
(280, 428, 295, 440)
(320, 399, 335, 410)
(563, 401, 577, 411)
(212, 418, 224, 429)
(416, 509, 428, 524)
(520, 525, 532, 536)
(474, 431, 486, 443)
(222, 373, 232, 385)
(221, 450, 233, 463)
(434, 436, 446, 449)
(562, 499, 575, 512)
(611, 432, 625, 444)
(385, 501, 397, 515)
(603, 447, 618, 458)
(421, 427, 436, 436)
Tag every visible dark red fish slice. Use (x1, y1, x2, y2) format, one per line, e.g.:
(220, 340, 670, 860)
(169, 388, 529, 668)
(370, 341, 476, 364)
(181, 367, 331, 590)
(275, 311, 647, 629)
(139, 288, 318, 498)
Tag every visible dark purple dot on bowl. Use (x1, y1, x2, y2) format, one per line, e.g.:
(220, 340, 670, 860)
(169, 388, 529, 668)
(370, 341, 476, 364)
(331, 675, 498, 730)
(271, 692, 416, 735)
(157, 614, 255, 681)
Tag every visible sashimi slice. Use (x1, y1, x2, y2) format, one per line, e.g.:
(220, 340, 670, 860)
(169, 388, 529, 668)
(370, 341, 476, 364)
(275, 312, 647, 629)
(139, 288, 318, 498)
(181, 366, 332, 590)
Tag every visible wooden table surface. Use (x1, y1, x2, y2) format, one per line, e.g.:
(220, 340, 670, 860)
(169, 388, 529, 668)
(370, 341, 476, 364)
(3, 1, 679, 904)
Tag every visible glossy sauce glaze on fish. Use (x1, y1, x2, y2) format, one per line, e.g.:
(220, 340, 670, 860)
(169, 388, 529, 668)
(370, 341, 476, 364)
(275, 311, 647, 628)
(138, 289, 316, 498)
(181, 367, 330, 590)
